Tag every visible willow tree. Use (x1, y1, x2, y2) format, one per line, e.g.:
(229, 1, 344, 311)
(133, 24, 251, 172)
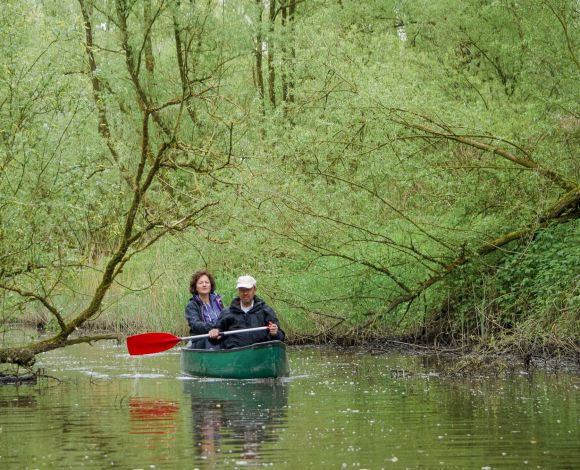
(0, 0, 243, 368)
(225, 0, 579, 343)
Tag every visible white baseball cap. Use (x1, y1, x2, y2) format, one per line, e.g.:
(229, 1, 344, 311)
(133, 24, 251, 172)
(236, 275, 257, 289)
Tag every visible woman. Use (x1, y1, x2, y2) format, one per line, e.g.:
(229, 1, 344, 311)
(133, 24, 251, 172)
(185, 270, 224, 349)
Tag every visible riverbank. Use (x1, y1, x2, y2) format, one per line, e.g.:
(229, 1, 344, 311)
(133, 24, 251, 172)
(2, 321, 578, 379)
(287, 335, 580, 375)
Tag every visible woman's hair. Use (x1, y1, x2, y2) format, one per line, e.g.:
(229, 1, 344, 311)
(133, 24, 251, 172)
(189, 270, 216, 294)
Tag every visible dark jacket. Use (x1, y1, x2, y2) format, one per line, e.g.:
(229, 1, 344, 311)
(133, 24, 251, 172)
(216, 296, 285, 349)
(185, 293, 224, 348)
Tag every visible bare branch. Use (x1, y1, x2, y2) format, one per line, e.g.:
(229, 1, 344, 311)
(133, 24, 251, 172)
(387, 109, 578, 192)
(0, 283, 66, 330)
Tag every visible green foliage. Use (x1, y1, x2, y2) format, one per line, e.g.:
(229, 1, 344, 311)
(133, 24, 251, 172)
(494, 221, 579, 322)
(438, 220, 579, 344)
(0, 0, 577, 353)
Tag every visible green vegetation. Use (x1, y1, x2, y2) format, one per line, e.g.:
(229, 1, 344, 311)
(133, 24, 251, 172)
(0, 0, 578, 367)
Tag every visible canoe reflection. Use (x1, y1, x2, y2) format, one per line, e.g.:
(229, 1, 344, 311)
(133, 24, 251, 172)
(183, 380, 289, 462)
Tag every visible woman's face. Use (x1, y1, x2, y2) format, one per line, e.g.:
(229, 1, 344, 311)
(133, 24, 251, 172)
(195, 275, 212, 295)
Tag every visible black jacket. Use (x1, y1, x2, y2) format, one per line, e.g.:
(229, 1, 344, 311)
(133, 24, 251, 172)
(216, 296, 285, 349)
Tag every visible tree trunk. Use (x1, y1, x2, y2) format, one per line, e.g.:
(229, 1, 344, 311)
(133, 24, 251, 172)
(268, 0, 276, 107)
(288, 0, 296, 104)
(172, 2, 198, 124)
(143, 0, 155, 75)
(255, 0, 265, 114)
(281, 4, 288, 104)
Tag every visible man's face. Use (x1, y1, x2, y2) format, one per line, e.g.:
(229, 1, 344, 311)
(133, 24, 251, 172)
(238, 287, 256, 306)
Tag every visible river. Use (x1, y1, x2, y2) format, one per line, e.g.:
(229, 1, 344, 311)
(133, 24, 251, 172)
(0, 340, 578, 469)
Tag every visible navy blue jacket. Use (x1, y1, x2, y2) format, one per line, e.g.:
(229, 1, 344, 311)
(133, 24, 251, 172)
(184, 293, 224, 348)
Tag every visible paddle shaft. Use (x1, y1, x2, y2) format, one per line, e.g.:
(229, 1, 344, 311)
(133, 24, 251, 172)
(126, 326, 273, 355)
(181, 326, 269, 342)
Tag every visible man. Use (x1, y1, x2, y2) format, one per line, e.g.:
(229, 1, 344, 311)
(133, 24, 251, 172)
(208, 275, 285, 348)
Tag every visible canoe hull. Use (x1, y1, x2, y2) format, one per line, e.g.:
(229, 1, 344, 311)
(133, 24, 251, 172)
(180, 340, 289, 379)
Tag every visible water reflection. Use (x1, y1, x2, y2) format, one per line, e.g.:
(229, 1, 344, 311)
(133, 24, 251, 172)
(183, 379, 289, 464)
(0, 394, 37, 409)
(128, 397, 179, 436)
(1, 343, 577, 469)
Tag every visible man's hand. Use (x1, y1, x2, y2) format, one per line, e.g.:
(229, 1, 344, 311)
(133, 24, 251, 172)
(268, 322, 278, 336)
(208, 328, 221, 339)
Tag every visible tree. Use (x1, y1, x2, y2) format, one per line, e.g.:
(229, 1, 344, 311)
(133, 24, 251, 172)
(0, 0, 241, 367)
(225, 0, 578, 340)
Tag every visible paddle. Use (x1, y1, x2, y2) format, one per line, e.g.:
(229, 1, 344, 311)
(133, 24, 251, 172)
(126, 326, 269, 356)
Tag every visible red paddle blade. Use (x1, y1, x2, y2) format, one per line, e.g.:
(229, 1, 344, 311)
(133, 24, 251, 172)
(126, 332, 181, 356)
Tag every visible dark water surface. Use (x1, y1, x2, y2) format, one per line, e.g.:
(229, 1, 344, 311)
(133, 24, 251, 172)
(0, 341, 578, 469)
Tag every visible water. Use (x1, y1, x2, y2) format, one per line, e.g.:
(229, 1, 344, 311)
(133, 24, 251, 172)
(0, 342, 578, 469)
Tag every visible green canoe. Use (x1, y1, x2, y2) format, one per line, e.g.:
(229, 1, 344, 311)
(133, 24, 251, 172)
(180, 340, 289, 379)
